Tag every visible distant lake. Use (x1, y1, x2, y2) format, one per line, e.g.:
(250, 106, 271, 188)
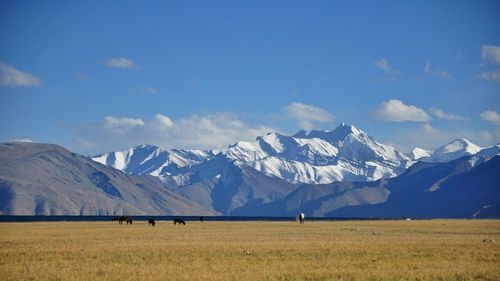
(0, 216, 390, 222)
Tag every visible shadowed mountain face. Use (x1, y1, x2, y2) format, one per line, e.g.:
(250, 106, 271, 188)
(150, 155, 299, 215)
(0, 142, 499, 218)
(330, 155, 500, 219)
(0, 143, 299, 216)
(234, 154, 500, 218)
(0, 143, 216, 215)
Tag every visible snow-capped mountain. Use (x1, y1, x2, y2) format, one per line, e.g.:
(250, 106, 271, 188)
(91, 124, 499, 187)
(224, 124, 413, 183)
(92, 144, 216, 177)
(410, 138, 482, 163)
(409, 148, 432, 160)
(4, 142, 498, 217)
(92, 123, 414, 184)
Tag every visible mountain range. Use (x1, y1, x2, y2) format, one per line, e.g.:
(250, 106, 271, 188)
(0, 124, 498, 218)
(92, 124, 487, 185)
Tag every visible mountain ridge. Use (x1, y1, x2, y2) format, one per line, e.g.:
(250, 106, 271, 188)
(93, 124, 496, 187)
(410, 138, 482, 162)
(0, 141, 499, 217)
(93, 124, 415, 184)
(0, 142, 216, 215)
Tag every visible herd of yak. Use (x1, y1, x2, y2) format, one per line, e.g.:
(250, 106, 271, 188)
(111, 213, 306, 226)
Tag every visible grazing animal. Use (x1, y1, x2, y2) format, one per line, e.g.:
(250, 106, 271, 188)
(148, 218, 155, 226)
(173, 217, 186, 225)
(116, 216, 132, 225)
(297, 213, 305, 224)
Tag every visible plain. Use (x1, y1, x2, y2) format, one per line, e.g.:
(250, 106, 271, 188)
(0, 220, 499, 281)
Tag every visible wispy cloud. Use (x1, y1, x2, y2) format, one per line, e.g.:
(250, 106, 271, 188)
(479, 71, 500, 81)
(284, 102, 334, 130)
(480, 110, 500, 125)
(479, 45, 500, 82)
(0, 62, 42, 87)
(481, 45, 500, 65)
(411, 123, 492, 149)
(144, 87, 157, 95)
(374, 58, 399, 76)
(74, 73, 89, 80)
(11, 138, 33, 143)
(103, 116, 145, 132)
(428, 108, 464, 121)
(389, 123, 498, 152)
(153, 114, 173, 128)
(106, 57, 136, 69)
(75, 112, 275, 154)
(424, 62, 452, 79)
(373, 99, 429, 122)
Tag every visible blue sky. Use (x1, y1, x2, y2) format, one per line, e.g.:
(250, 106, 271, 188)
(1, 1, 499, 155)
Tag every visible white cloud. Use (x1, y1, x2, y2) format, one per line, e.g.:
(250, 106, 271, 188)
(11, 138, 33, 143)
(74, 73, 89, 80)
(411, 124, 486, 149)
(373, 99, 430, 122)
(477, 128, 500, 145)
(480, 110, 500, 125)
(75, 112, 275, 154)
(153, 114, 174, 128)
(104, 116, 145, 132)
(0, 62, 42, 87)
(144, 87, 157, 94)
(106, 57, 136, 69)
(420, 123, 436, 134)
(285, 102, 334, 130)
(478, 70, 500, 82)
(428, 108, 464, 121)
(424, 62, 452, 79)
(479, 45, 500, 82)
(481, 45, 500, 66)
(374, 59, 399, 75)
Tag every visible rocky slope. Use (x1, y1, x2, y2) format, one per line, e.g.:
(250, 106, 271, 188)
(0, 143, 215, 215)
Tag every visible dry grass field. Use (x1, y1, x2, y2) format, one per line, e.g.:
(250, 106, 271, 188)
(0, 220, 499, 281)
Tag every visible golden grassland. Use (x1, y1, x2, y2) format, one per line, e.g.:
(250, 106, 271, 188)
(0, 220, 499, 281)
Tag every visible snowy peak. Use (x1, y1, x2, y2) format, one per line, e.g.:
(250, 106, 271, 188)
(220, 123, 412, 183)
(300, 123, 411, 163)
(435, 138, 480, 154)
(225, 140, 268, 163)
(92, 124, 495, 186)
(331, 122, 363, 138)
(429, 138, 482, 163)
(92, 144, 215, 176)
(293, 123, 363, 146)
(92, 123, 415, 184)
(409, 147, 432, 160)
(257, 132, 294, 155)
(227, 129, 345, 166)
(291, 123, 404, 162)
(409, 138, 484, 163)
